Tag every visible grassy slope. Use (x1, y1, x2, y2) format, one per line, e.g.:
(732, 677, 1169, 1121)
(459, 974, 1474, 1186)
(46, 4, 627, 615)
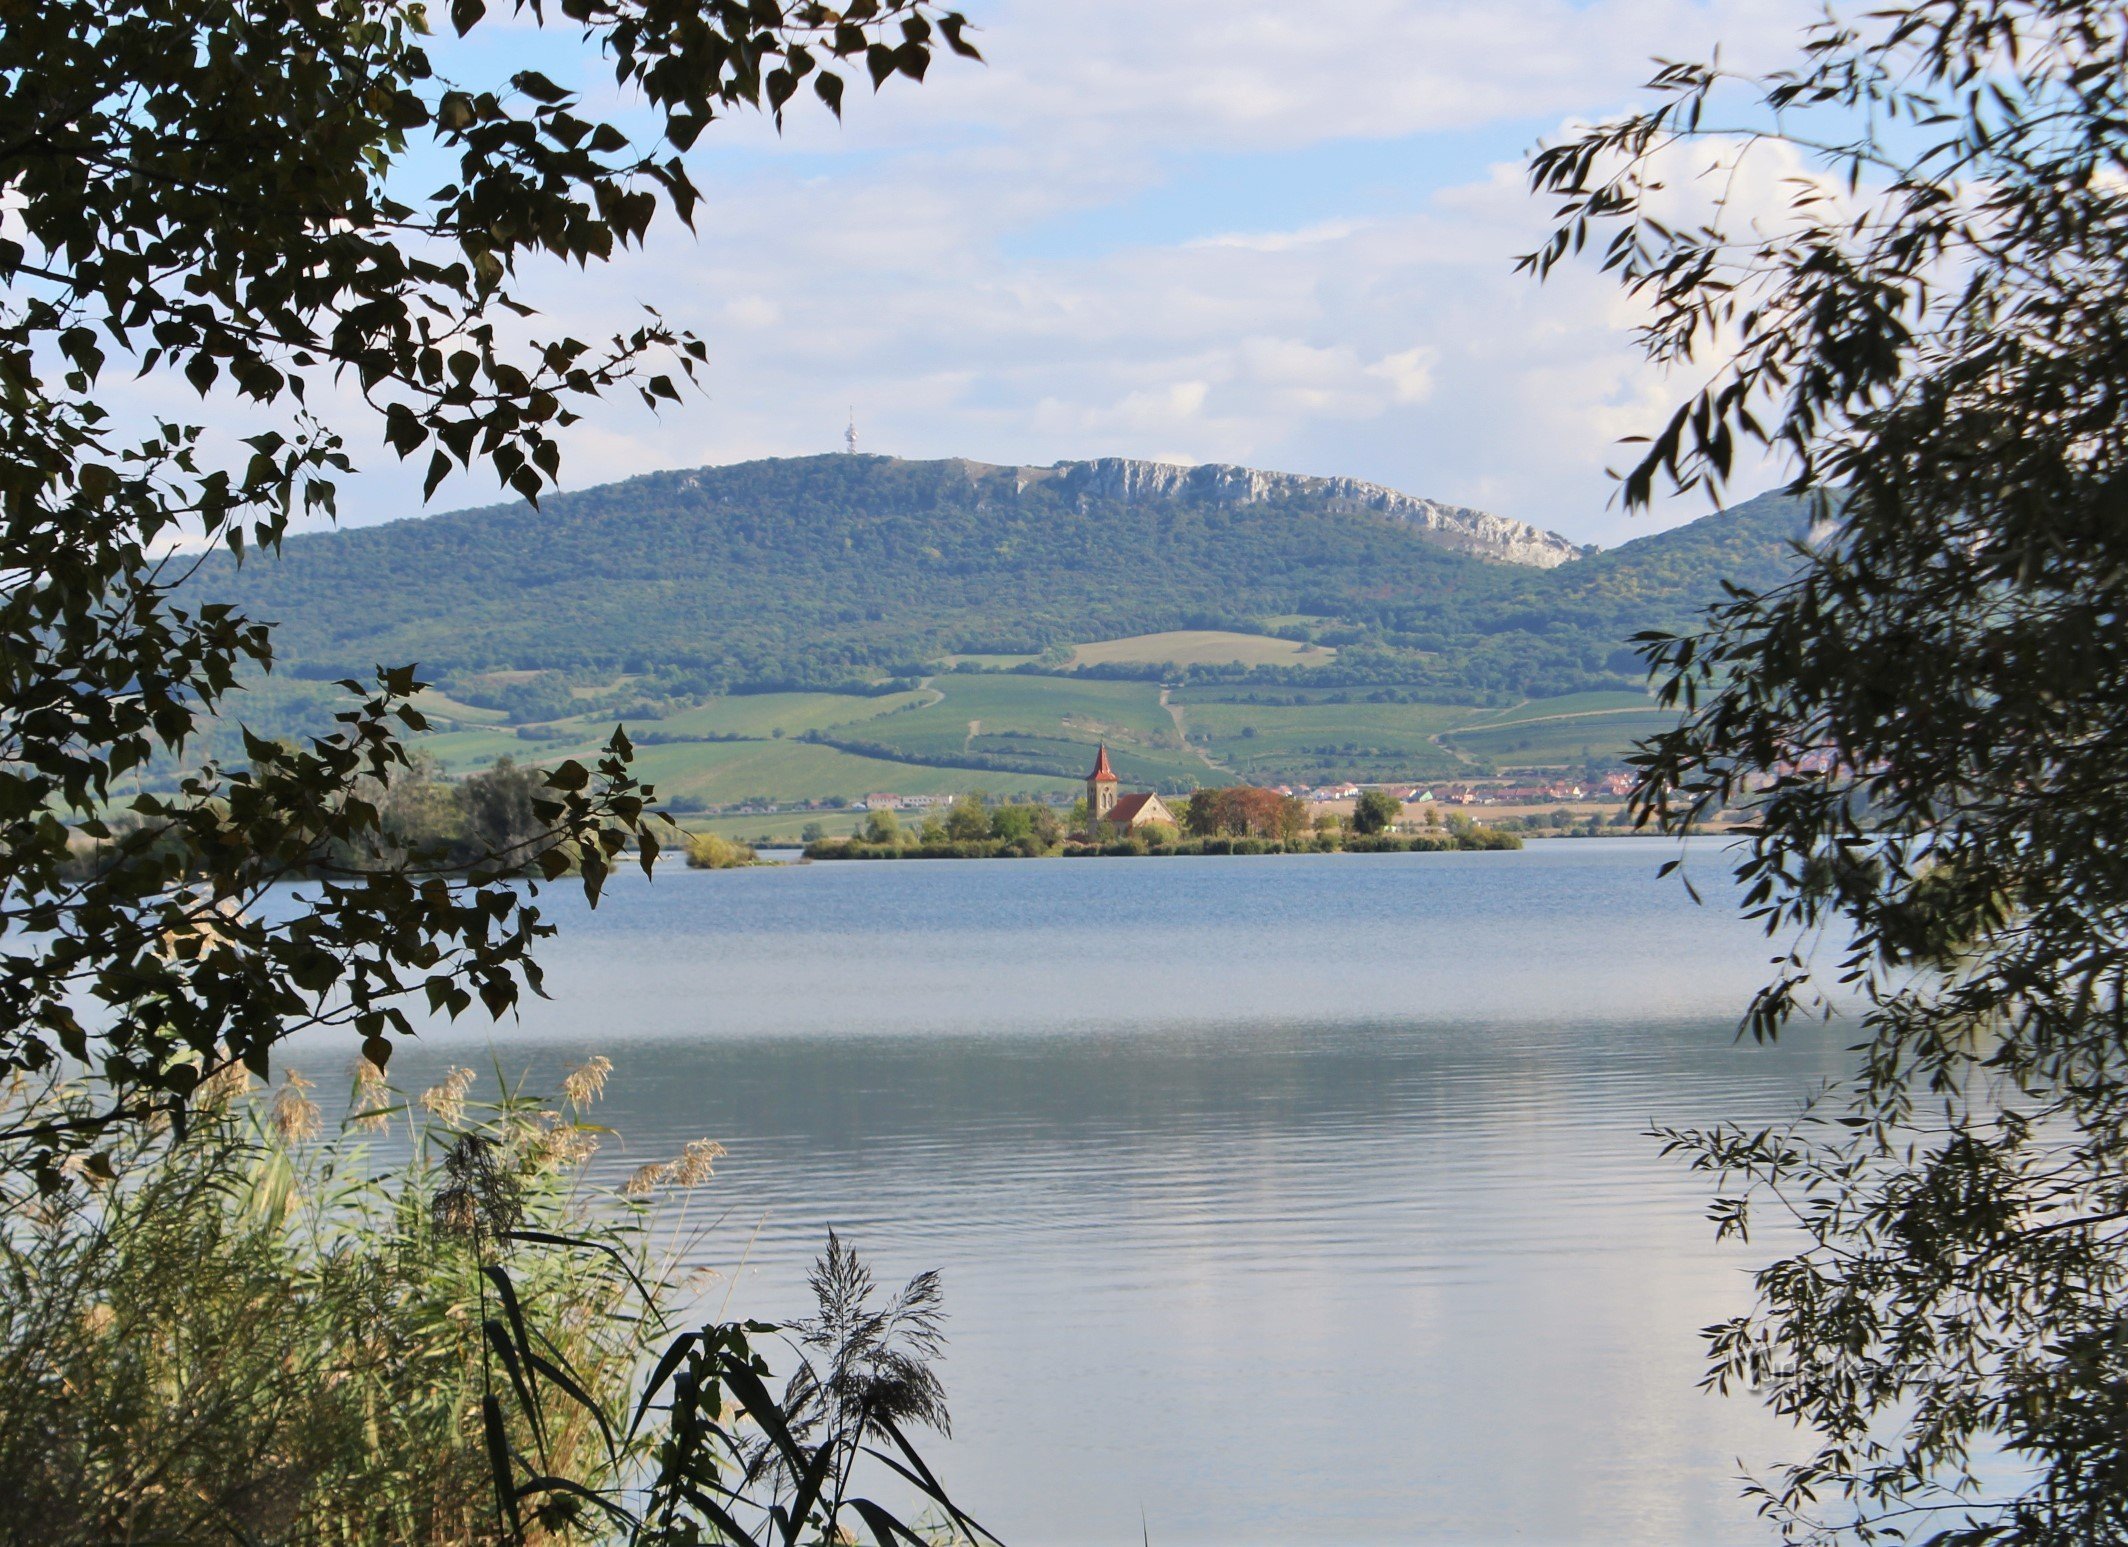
(1460, 689, 1658, 725)
(650, 689, 935, 738)
(400, 669, 1677, 796)
(835, 674, 1214, 787)
(1175, 699, 1481, 781)
(630, 739, 1077, 804)
(1442, 709, 1681, 766)
(1066, 630, 1336, 669)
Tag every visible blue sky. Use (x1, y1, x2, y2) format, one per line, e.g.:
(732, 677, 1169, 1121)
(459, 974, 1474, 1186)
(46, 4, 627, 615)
(220, 0, 1829, 547)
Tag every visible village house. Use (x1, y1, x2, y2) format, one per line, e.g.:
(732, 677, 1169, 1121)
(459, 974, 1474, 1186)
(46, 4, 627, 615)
(1083, 744, 1176, 836)
(863, 792, 955, 812)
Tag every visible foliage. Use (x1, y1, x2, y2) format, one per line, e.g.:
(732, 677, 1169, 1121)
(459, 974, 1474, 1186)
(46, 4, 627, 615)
(943, 793, 992, 844)
(1435, 816, 1522, 853)
(1134, 820, 1180, 849)
(683, 831, 759, 869)
(1182, 786, 1306, 840)
(0, 0, 979, 1179)
(1350, 789, 1402, 836)
(988, 800, 1063, 851)
(1529, 2, 2128, 1540)
(490, 1240, 985, 1547)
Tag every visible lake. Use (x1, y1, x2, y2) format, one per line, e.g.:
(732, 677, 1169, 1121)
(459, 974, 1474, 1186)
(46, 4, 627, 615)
(317, 838, 1853, 1546)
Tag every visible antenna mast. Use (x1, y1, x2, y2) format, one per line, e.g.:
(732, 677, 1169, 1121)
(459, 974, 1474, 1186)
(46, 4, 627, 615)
(844, 407, 858, 455)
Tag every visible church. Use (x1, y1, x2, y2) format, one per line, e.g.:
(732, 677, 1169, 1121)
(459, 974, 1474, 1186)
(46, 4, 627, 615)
(1083, 744, 1177, 836)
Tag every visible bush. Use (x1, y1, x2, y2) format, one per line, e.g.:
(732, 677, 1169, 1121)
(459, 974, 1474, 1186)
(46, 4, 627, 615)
(684, 831, 758, 868)
(1352, 788, 1402, 835)
(989, 801, 1063, 850)
(944, 793, 991, 843)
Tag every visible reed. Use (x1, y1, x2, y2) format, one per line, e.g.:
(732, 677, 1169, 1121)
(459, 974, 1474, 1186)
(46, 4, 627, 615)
(0, 1060, 989, 1547)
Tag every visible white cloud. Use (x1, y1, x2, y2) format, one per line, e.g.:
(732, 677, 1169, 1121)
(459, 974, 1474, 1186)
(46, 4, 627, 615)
(128, 0, 1829, 548)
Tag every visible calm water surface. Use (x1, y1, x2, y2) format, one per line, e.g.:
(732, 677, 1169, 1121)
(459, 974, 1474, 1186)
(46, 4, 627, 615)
(315, 839, 1853, 1546)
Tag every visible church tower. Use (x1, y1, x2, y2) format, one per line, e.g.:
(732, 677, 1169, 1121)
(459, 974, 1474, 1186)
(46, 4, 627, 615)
(1086, 743, 1119, 824)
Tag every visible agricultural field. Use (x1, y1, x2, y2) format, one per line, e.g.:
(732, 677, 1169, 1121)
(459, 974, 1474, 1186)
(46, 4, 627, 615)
(841, 674, 1208, 785)
(1440, 705, 1678, 768)
(391, 672, 1673, 809)
(943, 652, 1042, 669)
(1454, 690, 1660, 728)
(416, 724, 609, 775)
(1065, 630, 1336, 670)
(673, 808, 873, 845)
(627, 737, 1077, 806)
(649, 688, 934, 740)
(408, 688, 509, 726)
(1169, 695, 1479, 781)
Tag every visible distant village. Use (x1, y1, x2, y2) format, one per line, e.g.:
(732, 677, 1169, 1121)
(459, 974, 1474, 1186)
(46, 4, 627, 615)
(704, 769, 1641, 822)
(854, 771, 1636, 814)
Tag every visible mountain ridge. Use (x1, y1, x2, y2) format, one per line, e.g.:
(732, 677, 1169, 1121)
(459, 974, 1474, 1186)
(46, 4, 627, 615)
(191, 453, 1805, 705)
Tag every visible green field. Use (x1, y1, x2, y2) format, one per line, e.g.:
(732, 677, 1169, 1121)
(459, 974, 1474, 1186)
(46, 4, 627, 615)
(408, 688, 510, 726)
(629, 738, 1077, 805)
(1441, 707, 1678, 766)
(841, 674, 1212, 786)
(1456, 690, 1659, 728)
(1168, 695, 1478, 780)
(397, 673, 1670, 805)
(650, 689, 933, 739)
(417, 724, 610, 775)
(943, 652, 1042, 669)
(411, 675, 1178, 802)
(675, 808, 873, 845)
(1066, 630, 1336, 670)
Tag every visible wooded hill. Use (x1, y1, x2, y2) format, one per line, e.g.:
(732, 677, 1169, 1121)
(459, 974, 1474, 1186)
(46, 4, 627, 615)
(190, 454, 1806, 703)
(180, 455, 1809, 804)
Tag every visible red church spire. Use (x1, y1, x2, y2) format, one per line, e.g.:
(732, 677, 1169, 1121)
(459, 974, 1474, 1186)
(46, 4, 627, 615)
(1088, 743, 1116, 782)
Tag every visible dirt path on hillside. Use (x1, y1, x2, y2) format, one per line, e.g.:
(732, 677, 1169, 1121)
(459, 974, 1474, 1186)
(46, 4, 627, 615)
(1159, 688, 1222, 769)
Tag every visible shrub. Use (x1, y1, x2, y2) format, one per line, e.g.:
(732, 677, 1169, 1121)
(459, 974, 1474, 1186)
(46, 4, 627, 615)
(944, 793, 991, 843)
(684, 831, 758, 869)
(1352, 788, 1402, 835)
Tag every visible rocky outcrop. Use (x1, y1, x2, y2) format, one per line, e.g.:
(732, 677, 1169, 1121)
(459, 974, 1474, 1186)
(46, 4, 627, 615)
(1023, 457, 1591, 569)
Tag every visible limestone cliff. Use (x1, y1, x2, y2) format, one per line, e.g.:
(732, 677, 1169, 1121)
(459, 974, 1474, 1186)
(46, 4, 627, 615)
(1011, 457, 1590, 569)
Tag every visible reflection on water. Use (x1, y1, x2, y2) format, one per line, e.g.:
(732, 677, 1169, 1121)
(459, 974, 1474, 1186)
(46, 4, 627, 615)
(294, 839, 1848, 1546)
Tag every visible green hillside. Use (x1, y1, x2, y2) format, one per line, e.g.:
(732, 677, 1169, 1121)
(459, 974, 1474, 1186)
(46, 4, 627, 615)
(182, 456, 1809, 801)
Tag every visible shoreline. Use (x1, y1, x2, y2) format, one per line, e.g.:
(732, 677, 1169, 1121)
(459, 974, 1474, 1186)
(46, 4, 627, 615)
(802, 827, 1525, 861)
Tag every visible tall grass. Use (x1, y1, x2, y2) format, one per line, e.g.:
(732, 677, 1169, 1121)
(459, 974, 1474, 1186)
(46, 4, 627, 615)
(0, 1059, 671, 1544)
(0, 1060, 989, 1546)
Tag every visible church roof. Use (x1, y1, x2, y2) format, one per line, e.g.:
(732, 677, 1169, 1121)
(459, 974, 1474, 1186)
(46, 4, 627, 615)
(1087, 743, 1116, 782)
(1105, 792, 1166, 826)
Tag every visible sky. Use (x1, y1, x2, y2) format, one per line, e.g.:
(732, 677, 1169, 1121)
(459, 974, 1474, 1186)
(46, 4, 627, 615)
(233, 0, 1828, 548)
